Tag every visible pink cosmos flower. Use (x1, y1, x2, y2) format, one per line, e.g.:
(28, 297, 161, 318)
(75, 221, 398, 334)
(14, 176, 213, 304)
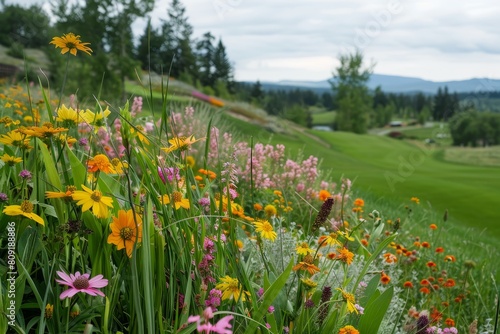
(56, 271, 108, 300)
(187, 307, 233, 334)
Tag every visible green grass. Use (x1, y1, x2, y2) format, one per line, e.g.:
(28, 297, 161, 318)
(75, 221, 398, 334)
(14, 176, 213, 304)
(443, 146, 500, 167)
(311, 111, 336, 125)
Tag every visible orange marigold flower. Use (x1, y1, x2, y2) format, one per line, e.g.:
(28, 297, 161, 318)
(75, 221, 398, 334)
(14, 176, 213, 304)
(445, 318, 455, 327)
(353, 198, 364, 207)
(426, 261, 437, 268)
(337, 247, 354, 265)
(87, 154, 116, 174)
(292, 262, 320, 275)
(338, 325, 359, 334)
(318, 190, 331, 201)
(421, 241, 430, 248)
(435, 247, 444, 253)
(420, 287, 431, 294)
(429, 224, 438, 230)
(403, 281, 414, 288)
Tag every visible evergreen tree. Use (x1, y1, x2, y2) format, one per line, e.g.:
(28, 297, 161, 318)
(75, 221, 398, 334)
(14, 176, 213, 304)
(196, 32, 216, 86)
(213, 39, 233, 86)
(331, 51, 373, 133)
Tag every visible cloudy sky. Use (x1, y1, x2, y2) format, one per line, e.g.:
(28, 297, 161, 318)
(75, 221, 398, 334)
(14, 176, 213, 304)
(11, 0, 500, 82)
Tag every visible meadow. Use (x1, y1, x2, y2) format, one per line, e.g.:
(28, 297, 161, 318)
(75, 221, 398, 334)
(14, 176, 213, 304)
(0, 41, 499, 334)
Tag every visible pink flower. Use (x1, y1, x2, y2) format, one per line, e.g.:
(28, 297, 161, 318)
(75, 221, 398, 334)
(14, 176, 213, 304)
(187, 307, 233, 333)
(56, 271, 108, 300)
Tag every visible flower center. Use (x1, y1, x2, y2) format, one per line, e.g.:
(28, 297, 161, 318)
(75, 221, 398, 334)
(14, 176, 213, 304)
(172, 191, 183, 203)
(73, 276, 90, 289)
(228, 279, 239, 291)
(90, 191, 102, 202)
(21, 200, 33, 213)
(66, 42, 76, 49)
(303, 254, 314, 264)
(262, 221, 273, 232)
(120, 227, 133, 241)
(111, 158, 120, 166)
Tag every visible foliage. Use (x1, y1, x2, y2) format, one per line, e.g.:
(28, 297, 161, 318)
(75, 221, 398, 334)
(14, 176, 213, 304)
(448, 110, 500, 147)
(433, 87, 460, 121)
(331, 51, 373, 134)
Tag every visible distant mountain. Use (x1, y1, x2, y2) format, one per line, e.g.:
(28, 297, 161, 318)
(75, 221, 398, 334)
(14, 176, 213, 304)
(260, 74, 500, 94)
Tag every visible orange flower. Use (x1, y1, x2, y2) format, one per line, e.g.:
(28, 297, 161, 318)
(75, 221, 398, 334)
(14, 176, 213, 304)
(429, 224, 437, 230)
(444, 255, 456, 262)
(420, 279, 430, 286)
(87, 154, 116, 174)
(292, 254, 320, 275)
(445, 318, 455, 327)
(107, 209, 143, 257)
(403, 281, 414, 288)
(360, 239, 368, 246)
(353, 198, 364, 207)
(435, 247, 444, 253)
(443, 278, 456, 288)
(421, 241, 430, 248)
(383, 252, 398, 264)
(411, 197, 420, 204)
(318, 190, 331, 201)
(426, 261, 437, 268)
(337, 247, 354, 265)
(253, 203, 263, 211)
(338, 325, 359, 334)
(420, 287, 431, 294)
(380, 273, 391, 285)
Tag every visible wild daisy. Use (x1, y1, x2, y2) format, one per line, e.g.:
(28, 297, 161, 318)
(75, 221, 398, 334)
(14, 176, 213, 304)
(55, 271, 108, 300)
(253, 219, 277, 241)
(215, 276, 250, 301)
(161, 135, 204, 153)
(50, 33, 92, 56)
(3, 200, 44, 225)
(107, 209, 143, 257)
(72, 185, 113, 218)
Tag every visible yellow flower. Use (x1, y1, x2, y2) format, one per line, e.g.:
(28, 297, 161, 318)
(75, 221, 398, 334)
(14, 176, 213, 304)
(296, 242, 314, 255)
(318, 233, 342, 247)
(87, 154, 116, 174)
(336, 288, 358, 314)
(19, 123, 68, 139)
(50, 33, 92, 56)
(72, 185, 113, 218)
(300, 278, 318, 290)
(411, 197, 420, 204)
(161, 135, 204, 153)
(107, 209, 143, 257)
(1, 153, 22, 166)
(160, 191, 190, 210)
(186, 155, 195, 168)
(3, 200, 44, 225)
(110, 158, 128, 174)
(46, 185, 76, 200)
(0, 116, 20, 127)
(215, 276, 250, 301)
(80, 107, 111, 131)
(0, 130, 31, 149)
(264, 204, 277, 217)
(45, 304, 54, 319)
(253, 219, 277, 241)
(55, 104, 79, 125)
(130, 125, 150, 145)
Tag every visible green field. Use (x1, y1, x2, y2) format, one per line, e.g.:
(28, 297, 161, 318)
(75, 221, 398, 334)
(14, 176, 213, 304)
(223, 114, 500, 244)
(311, 110, 336, 125)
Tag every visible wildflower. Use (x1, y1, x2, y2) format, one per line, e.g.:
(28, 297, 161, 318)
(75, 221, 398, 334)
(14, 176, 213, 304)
(253, 203, 263, 211)
(264, 204, 277, 217)
(0, 116, 20, 127)
(421, 241, 430, 248)
(110, 158, 128, 174)
(311, 197, 334, 231)
(318, 286, 332, 324)
(19, 169, 32, 180)
(420, 287, 431, 294)
(411, 197, 420, 204)
(383, 252, 398, 263)
(1, 153, 22, 166)
(268, 306, 275, 313)
(50, 33, 92, 56)
(188, 307, 234, 334)
(0, 193, 8, 201)
(55, 104, 79, 125)
(416, 314, 430, 333)
(445, 318, 455, 327)
(158, 166, 181, 183)
(161, 135, 204, 153)
(215, 276, 250, 301)
(435, 247, 444, 253)
(0, 130, 31, 149)
(186, 155, 195, 167)
(130, 125, 150, 145)
(380, 272, 391, 285)
(354, 304, 364, 314)
(304, 299, 315, 309)
(72, 185, 113, 218)
(87, 154, 117, 174)
(337, 247, 354, 265)
(318, 189, 331, 201)
(429, 224, 437, 230)
(55, 271, 107, 299)
(293, 254, 320, 275)
(318, 233, 342, 247)
(443, 278, 456, 288)
(296, 242, 314, 255)
(444, 255, 456, 262)
(338, 325, 360, 334)
(205, 289, 222, 311)
(403, 281, 414, 288)
(336, 288, 358, 314)
(46, 185, 77, 200)
(107, 209, 143, 257)
(426, 261, 437, 268)
(300, 278, 318, 290)
(44, 304, 53, 319)
(80, 107, 111, 130)
(166, 191, 190, 210)
(253, 219, 277, 241)
(3, 200, 44, 225)
(19, 123, 68, 139)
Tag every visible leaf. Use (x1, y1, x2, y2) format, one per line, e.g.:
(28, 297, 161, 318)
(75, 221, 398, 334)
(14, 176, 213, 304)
(357, 286, 394, 334)
(244, 259, 294, 334)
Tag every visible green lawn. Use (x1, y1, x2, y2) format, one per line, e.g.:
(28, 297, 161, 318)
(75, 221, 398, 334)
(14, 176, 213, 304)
(311, 111, 336, 125)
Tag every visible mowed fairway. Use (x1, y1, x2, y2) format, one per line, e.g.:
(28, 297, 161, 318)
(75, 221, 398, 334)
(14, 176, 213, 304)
(310, 130, 500, 241)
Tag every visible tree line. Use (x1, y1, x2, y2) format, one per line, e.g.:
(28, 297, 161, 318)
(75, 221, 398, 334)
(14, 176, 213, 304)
(0, 0, 233, 102)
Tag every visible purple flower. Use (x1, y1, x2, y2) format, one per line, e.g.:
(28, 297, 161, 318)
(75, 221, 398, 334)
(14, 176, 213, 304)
(56, 271, 108, 300)
(0, 193, 8, 201)
(158, 167, 180, 183)
(267, 306, 275, 313)
(19, 169, 32, 180)
(256, 287, 264, 298)
(355, 304, 364, 315)
(78, 138, 88, 147)
(187, 307, 234, 333)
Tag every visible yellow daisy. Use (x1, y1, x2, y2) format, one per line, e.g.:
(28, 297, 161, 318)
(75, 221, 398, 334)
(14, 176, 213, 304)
(72, 185, 113, 218)
(336, 288, 358, 314)
(50, 33, 92, 56)
(161, 135, 204, 153)
(55, 104, 79, 125)
(0, 130, 31, 149)
(80, 107, 111, 131)
(296, 242, 314, 255)
(253, 219, 277, 241)
(3, 200, 44, 225)
(215, 276, 250, 301)
(1, 153, 22, 166)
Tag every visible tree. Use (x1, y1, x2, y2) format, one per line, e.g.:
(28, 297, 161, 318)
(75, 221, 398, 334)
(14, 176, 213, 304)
(331, 51, 373, 133)
(136, 19, 169, 74)
(251, 80, 264, 103)
(213, 39, 233, 89)
(196, 32, 216, 86)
